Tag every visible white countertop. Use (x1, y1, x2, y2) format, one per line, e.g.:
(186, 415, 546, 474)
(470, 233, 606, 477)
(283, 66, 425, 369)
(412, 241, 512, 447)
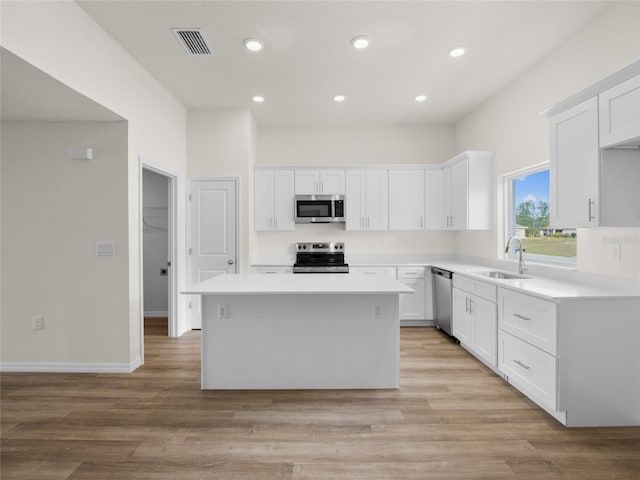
(249, 254, 640, 300)
(183, 273, 415, 295)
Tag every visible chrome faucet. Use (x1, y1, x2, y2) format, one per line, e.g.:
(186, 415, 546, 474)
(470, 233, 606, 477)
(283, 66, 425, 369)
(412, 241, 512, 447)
(505, 235, 528, 275)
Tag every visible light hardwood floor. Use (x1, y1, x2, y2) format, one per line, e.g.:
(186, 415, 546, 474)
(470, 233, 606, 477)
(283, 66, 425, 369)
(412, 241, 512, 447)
(2, 324, 639, 479)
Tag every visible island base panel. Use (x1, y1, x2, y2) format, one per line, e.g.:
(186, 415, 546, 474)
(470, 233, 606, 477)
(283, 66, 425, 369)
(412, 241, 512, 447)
(201, 294, 400, 389)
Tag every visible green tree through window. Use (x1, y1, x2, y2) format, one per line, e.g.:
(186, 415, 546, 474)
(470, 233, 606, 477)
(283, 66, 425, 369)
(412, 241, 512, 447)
(508, 167, 576, 262)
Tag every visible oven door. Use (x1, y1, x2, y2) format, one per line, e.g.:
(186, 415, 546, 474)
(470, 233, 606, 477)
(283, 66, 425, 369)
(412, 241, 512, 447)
(295, 196, 334, 223)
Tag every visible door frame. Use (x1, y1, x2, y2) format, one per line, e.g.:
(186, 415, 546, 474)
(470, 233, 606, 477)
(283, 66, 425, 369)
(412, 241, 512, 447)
(139, 158, 180, 361)
(186, 177, 240, 328)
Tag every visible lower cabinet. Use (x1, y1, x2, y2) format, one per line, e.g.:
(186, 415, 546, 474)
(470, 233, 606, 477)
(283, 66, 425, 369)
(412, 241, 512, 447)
(452, 275, 498, 369)
(497, 287, 640, 427)
(398, 267, 426, 322)
(351, 266, 430, 325)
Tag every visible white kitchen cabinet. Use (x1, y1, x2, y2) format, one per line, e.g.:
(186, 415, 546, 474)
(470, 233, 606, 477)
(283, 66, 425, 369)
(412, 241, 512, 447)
(424, 169, 444, 229)
(497, 288, 640, 427)
(397, 267, 425, 322)
(549, 97, 600, 228)
(388, 169, 425, 230)
(345, 169, 388, 230)
(254, 169, 295, 231)
(599, 73, 640, 147)
(442, 152, 493, 230)
(452, 275, 498, 368)
(452, 287, 472, 344)
(350, 266, 397, 277)
(294, 169, 345, 194)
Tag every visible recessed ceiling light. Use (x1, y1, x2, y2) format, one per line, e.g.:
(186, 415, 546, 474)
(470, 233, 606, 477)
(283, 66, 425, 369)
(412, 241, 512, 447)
(252, 95, 265, 103)
(333, 94, 346, 102)
(244, 38, 263, 52)
(351, 36, 370, 49)
(415, 95, 427, 102)
(449, 47, 466, 58)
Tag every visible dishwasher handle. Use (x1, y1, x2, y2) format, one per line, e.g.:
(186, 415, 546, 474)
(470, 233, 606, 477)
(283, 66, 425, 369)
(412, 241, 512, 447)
(431, 267, 453, 279)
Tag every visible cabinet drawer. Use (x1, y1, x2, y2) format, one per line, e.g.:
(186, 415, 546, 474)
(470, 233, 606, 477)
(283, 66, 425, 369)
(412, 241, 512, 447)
(499, 289, 557, 356)
(350, 267, 396, 278)
(453, 275, 496, 302)
(397, 267, 424, 279)
(499, 330, 557, 412)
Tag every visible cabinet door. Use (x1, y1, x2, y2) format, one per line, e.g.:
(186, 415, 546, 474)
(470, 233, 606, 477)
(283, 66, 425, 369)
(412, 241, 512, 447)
(320, 169, 345, 194)
(549, 97, 600, 227)
(599, 74, 640, 148)
(273, 170, 295, 230)
(294, 169, 320, 194)
(450, 159, 468, 230)
(254, 170, 274, 231)
(365, 170, 389, 230)
(389, 170, 425, 230)
(442, 166, 452, 229)
(452, 287, 471, 344)
(399, 277, 425, 320)
(345, 170, 366, 230)
(470, 295, 498, 367)
(424, 169, 444, 229)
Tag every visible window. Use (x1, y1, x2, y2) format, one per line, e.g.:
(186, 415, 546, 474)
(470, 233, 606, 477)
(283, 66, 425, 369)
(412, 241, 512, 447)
(504, 164, 576, 264)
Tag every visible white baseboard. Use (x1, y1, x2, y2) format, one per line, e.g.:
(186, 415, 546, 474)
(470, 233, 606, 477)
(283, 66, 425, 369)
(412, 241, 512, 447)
(144, 311, 168, 318)
(1, 357, 142, 374)
(400, 319, 435, 327)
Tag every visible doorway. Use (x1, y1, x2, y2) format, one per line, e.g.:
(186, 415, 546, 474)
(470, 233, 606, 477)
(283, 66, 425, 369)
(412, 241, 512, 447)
(142, 168, 170, 335)
(187, 178, 238, 329)
(140, 161, 179, 355)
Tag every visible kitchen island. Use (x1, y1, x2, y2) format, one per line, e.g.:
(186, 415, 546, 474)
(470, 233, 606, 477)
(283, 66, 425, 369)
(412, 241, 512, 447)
(183, 273, 414, 390)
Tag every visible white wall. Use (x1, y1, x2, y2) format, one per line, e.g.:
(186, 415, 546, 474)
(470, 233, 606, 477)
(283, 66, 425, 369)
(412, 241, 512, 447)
(142, 169, 168, 315)
(454, 2, 640, 279)
(187, 109, 256, 272)
(1, 121, 130, 367)
(255, 125, 456, 256)
(258, 125, 454, 166)
(1, 0, 188, 366)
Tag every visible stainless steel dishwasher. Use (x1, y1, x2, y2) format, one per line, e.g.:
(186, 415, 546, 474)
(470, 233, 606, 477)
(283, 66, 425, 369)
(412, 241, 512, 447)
(431, 267, 453, 336)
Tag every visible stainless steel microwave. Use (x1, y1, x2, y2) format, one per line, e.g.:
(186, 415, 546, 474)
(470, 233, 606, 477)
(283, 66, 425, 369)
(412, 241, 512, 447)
(294, 194, 345, 224)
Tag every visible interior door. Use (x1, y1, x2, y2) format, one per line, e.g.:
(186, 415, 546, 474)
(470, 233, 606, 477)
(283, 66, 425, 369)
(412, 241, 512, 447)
(188, 179, 237, 329)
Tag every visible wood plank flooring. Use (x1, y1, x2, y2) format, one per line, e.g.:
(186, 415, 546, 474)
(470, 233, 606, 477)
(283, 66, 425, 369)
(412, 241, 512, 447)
(2, 323, 639, 479)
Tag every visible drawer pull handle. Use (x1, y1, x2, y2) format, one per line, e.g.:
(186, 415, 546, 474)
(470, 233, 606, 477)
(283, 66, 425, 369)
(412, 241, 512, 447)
(513, 359, 531, 370)
(513, 313, 531, 321)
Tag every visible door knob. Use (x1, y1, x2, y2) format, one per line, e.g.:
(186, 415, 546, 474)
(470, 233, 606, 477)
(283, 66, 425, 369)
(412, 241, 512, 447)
(228, 260, 234, 265)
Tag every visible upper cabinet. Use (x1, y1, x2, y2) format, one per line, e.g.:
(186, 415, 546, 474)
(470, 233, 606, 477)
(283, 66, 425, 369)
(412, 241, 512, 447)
(599, 74, 640, 148)
(254, 169, 295, 231)
(443, 152, 493, 230)
(424, 169, 444, 229)
(254, 152, 493, 232)
(294, 169, 345, 194)
(388, 169, 425, 230)
(549, 97, 600, 228)
(345, 169, 389, 230)
(547, 60, 640, 228)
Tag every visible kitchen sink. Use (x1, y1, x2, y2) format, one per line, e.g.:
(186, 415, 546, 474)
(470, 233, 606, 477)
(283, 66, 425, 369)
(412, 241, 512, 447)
(475, 270, 533, 280)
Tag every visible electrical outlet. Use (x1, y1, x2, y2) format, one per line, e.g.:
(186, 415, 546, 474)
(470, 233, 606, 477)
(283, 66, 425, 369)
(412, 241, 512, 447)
(217, 304, 228, 319)
(32, 315, 44, 330)
(373, 304, 383, 319)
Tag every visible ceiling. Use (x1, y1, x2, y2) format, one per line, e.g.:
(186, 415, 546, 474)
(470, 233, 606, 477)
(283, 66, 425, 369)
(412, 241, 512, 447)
(75, 0, 614, 126)
(1, 48, 123, 123)
(3, 1, 613, 126)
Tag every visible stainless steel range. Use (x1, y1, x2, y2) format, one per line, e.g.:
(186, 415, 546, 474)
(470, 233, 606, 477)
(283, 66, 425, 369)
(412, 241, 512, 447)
(293, 242, 349, 274)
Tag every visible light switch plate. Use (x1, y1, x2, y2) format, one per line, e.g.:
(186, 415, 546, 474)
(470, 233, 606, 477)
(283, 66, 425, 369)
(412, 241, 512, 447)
(96, 242, 115, 256)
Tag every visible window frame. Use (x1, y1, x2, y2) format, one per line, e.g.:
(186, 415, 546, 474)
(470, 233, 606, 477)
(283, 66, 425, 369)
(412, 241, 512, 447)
(503, 162, 576, 267)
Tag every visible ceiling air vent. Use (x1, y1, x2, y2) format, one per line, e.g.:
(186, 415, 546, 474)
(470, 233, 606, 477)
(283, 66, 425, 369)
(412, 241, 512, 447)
(172, 28, 213, 55)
